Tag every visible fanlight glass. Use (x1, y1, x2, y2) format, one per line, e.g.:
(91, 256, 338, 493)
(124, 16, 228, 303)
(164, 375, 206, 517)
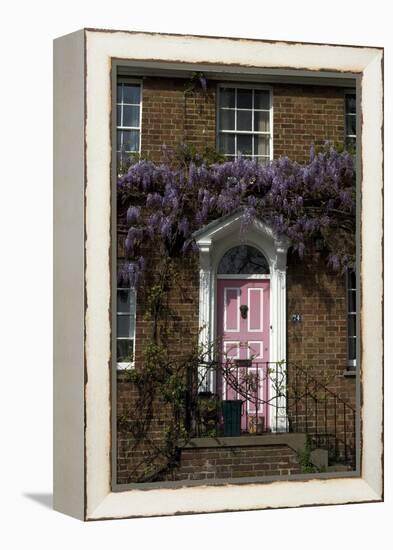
(218, 245, 269, 275)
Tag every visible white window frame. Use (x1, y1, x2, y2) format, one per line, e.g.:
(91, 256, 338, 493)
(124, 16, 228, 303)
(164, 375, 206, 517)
(346, 269, 357, 369)
(116, 77, 143, 170)
(116, 286, 137, 370)
(344, 90, 356, 150)
(216, 83, 273, 163)
(116, 77, 142, 369)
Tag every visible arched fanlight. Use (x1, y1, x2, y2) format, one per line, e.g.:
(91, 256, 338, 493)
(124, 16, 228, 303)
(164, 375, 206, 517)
(217, 245, 269, 275)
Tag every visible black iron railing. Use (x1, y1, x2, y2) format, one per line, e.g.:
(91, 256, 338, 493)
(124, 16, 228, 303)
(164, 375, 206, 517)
(186, 360, 356, 468)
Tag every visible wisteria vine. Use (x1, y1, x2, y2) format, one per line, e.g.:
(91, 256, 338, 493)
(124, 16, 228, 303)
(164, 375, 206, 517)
(117, 145, 356, 286)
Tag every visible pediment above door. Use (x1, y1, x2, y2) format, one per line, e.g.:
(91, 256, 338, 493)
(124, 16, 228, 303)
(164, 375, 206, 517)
(192, 210, 290, 272)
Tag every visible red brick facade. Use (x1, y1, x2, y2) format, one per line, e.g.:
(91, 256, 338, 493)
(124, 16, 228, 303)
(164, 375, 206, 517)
(174, 444, 301, 481)
(141, 77, 216, 160)
(116, 76, 356, 485)
(273, 84, 345, 162)
(140, 78, 345, 163)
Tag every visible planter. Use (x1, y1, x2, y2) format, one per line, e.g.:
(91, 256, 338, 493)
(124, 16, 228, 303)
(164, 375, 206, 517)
(222, 400, 243, 437)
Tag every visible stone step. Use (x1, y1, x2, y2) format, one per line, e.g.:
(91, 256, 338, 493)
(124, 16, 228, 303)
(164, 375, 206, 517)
(326, 463, 353, 472)
(309, 448, 328, 470)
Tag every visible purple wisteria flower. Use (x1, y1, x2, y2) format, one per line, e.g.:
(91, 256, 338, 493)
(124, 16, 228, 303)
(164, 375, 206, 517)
(117, 144, 356, 285)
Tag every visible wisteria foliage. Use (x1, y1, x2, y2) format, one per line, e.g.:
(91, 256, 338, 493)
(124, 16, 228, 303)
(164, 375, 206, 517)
(117, 145, 356, 286)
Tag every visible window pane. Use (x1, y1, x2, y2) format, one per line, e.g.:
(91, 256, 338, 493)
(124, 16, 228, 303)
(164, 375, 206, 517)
(254, 90, 270, 109)
(237, 134, 252, 156)
(345, 137, 356, 152)
(130, 290, 136, 313)
(117, 339, 134, 363)
(117, 130, 123, 151)
(122, 130, 139, 152)
(123, 84, 140, 104)
(220, 88, 235, 108)
(219, 133, 235, 155)
(116, 105, 122, 126)
(220, 109, 235, 131)
(217, 87, 272, 161)
(117, 315, 132, 337)
(237, 110, 252, 131)
(117, 289, 131, 313)
(348, 290, 356, 313)
(218, 245, 269, 274)
(117, 152, 124, 169)
(117, 84, 123, 102)
(345, 94, 356, 114)
(254, 135, 270, 156)
(346, 114, 356, 136)
(123, 105, 140, 127)
(347, 315, 356, 337)
(256, 157, 270, 166)
(348, 337, 356, 361)
(237, 89, 252, 109)
(349, 270, 356, 289)
(117, 152, 132, 174)
(254, 111, 270, 132)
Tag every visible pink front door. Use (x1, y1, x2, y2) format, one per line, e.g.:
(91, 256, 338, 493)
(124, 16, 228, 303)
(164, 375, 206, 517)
(217, 279, 270, 433)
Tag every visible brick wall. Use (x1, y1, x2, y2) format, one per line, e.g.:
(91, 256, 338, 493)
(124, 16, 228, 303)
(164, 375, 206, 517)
(140, 78, 346, 163)
(287, 250, 355, 403)
(273, 84, 345, 162)
(116, 251, 200, 484)
(286, 250, 356, 463)
(117, 371, 173, 484)
(141, 77, 216, 161)
(172, 444, 301, 481)
(133, 252, 200, 366)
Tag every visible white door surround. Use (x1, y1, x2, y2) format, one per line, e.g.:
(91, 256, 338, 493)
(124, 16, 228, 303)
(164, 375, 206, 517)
(193, 211, 290, 432)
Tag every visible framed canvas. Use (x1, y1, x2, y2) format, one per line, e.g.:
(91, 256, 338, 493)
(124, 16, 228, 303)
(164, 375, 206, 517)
(53, 29, 383, 520)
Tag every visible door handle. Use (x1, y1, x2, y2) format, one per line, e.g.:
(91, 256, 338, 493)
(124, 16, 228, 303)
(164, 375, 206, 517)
(240, 304, 248, 319)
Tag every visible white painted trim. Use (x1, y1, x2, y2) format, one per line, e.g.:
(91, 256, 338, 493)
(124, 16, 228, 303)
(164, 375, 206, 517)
(344, 90, 357, 144)
(217, 273, 271, 279)
(245, 365, 264, 415)
(247, 341, 264, 360)
(53, 29, 86, 520)
(245, 346, 264, 415)
(116, 79, 143, 157)
(194, 212, 289, 433)
(115, 287, 136, 369)
(116, 362, 135, 371)
(222, 341, 240, 400)
(223, 287, 240, 332)
(223, 340, 240, 359)
(216, 83, 273, 161)
(247, 287, 264, 332)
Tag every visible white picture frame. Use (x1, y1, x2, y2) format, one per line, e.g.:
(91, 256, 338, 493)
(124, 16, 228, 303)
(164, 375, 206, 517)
(53, 29, 383, 520)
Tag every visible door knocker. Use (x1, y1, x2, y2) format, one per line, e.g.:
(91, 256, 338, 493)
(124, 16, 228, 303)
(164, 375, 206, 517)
(240, 304, 249, 319)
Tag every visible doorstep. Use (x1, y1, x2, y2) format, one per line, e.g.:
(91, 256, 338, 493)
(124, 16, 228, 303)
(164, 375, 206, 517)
(183, 433, 307, 454)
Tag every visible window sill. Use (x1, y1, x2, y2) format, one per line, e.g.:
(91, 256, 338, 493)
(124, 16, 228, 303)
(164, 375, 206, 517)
(116, 363, 135, 371)
(343, 369, 357, 378)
